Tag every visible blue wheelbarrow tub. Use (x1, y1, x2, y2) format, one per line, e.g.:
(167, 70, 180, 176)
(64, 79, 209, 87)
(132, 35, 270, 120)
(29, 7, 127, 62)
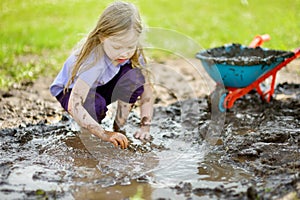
(196, 44, 294, 88)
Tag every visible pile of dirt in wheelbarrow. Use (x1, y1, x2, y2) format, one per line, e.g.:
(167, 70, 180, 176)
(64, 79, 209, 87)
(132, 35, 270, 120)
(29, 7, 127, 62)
(196, 43, 295, 66)
(0, 59, 299, 199)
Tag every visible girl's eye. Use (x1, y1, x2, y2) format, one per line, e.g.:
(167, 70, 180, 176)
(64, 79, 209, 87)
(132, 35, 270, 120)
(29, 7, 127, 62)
(112, 45, 136, 50)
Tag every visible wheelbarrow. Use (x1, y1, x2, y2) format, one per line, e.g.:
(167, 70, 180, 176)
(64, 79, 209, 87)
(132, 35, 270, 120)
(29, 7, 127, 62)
(196, 34, 300, 112)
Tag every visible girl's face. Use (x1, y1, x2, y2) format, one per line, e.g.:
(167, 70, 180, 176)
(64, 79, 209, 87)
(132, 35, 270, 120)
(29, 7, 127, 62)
(102, 29, 139, 66)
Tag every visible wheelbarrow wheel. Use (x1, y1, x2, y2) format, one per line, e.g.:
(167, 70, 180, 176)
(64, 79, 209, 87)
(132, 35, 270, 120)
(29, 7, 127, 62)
(218, 93, 227, 113)
(208, 85, 227, 113)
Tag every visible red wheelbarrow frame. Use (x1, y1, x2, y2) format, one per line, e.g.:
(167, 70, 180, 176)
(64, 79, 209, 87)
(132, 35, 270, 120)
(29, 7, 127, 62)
(222, 34, 300, 109)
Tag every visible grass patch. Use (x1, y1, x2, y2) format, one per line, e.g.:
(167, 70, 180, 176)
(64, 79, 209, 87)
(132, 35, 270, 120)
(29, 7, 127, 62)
(1, 0, 299, 90)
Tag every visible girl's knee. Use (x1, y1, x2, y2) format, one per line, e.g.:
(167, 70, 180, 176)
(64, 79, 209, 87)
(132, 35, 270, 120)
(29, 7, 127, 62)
(112, 68, 145, 103)
(129, 85, 144, 103)
(84, 92, 108, 123)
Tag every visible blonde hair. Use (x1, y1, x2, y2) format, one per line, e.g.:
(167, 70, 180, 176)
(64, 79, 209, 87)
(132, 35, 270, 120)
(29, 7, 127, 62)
(64, 1, 146, 92)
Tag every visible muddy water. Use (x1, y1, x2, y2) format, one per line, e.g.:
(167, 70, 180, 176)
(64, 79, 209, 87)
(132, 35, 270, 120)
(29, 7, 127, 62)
(0, 83, 299, 200)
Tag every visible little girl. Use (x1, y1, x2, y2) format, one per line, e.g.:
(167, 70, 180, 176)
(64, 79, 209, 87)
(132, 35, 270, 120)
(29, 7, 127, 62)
(50, 2, 153, 149)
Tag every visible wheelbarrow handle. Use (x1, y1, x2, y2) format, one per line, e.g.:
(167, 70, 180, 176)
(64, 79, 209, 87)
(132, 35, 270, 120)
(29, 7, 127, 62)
(294, 47, 300, 58)
(249, 34, 271, 48)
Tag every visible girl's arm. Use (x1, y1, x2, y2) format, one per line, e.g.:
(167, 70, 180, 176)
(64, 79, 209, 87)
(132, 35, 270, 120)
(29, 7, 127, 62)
(134, 83, 154, 140)
(68, 78, 128, 149)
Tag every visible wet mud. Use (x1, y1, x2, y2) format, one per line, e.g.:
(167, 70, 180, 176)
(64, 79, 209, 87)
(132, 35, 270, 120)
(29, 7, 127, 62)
(196, 43, 294, 66)
(0, 82, 299, 199)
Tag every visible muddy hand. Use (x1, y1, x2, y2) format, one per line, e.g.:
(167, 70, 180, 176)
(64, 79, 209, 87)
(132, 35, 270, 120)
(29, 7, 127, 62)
(134, 126, 151, 141)
(104, 131, 128, 149)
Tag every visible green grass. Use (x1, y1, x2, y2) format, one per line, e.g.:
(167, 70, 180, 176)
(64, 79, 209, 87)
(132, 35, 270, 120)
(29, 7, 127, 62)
(1, 0, 299, 90)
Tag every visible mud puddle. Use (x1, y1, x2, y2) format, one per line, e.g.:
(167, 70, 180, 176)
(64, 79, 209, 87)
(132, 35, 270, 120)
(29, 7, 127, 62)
(0, 83, 299, 200)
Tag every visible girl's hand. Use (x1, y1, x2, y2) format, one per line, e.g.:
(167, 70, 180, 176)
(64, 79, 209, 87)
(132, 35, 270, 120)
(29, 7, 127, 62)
(104, 131, 129, 149)
(134, 125, 151, 141)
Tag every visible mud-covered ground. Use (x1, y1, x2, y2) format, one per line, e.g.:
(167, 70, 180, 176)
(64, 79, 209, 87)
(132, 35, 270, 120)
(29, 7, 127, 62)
(0, 59, 299, 200)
